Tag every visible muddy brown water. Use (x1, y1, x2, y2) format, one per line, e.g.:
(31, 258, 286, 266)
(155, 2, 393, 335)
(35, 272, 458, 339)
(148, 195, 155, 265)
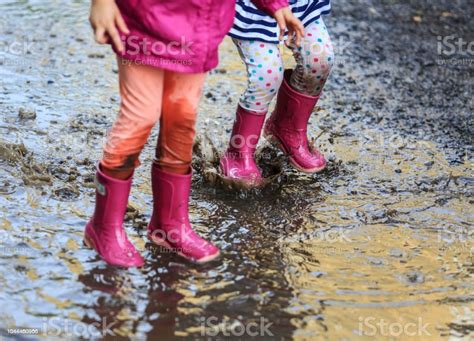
(0, 1, 472, 340)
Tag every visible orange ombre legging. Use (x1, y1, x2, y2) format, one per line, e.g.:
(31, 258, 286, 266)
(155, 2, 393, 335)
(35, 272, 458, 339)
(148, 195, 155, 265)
(101, 58, 206, 179)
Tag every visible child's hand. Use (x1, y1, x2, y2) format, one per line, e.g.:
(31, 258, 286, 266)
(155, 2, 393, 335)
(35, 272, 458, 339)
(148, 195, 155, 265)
(89, 0, 129, 52)
(273, 7, 305, 47)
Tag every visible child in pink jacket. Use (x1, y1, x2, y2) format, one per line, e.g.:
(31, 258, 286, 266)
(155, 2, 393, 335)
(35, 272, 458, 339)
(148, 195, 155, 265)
(85, 0, 304, 267)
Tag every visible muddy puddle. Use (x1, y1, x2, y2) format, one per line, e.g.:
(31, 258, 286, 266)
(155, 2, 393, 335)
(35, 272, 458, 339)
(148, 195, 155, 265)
(0, 0, 472, 340)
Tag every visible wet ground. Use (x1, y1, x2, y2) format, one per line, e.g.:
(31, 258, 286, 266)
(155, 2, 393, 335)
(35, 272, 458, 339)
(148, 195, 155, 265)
(0, 0, 473, 340)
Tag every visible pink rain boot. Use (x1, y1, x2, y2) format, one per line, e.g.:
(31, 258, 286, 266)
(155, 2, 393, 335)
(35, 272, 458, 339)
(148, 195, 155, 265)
(220, 105, 266, 187)
(84, 165, 145, 267)
(147, 164, 220, 263)
(264, 69, 326, 173)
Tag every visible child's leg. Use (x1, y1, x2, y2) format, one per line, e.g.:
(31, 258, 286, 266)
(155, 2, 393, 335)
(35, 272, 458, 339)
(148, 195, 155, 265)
(233, 38, 284, 113)
(148, 71, 220, 263)
(101, 58, 165, 179)
(155, 72, 206, 174)
(290, 18, 335, 96)
(219, 39, 284, 186)
(85, 58, 165, 268)
(263, 19, 334, 173)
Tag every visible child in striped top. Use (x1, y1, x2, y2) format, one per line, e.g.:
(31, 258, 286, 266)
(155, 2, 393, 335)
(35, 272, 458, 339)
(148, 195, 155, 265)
(221, 0, 334, 187)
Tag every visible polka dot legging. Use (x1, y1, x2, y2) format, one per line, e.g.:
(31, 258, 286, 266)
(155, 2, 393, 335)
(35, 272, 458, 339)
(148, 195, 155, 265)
(233, 18, 335, 113)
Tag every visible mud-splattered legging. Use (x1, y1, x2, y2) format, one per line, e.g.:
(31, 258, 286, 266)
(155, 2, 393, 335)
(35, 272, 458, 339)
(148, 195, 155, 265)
(101, 58, 205, 179)
(234, 18, 334, 113)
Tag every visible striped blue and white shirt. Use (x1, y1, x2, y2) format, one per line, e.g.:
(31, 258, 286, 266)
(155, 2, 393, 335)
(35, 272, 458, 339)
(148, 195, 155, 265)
(229, 0, 332, 43)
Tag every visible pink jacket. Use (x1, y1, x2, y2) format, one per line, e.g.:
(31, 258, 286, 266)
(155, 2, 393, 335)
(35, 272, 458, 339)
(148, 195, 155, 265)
(115, 0, 288, 73)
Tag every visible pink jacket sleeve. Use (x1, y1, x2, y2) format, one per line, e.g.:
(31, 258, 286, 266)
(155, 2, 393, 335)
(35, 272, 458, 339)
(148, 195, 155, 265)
(250, 0, 289, 16)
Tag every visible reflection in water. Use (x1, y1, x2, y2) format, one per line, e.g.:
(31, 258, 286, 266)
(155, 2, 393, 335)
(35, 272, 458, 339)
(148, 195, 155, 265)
(0, 0, 472, 339)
